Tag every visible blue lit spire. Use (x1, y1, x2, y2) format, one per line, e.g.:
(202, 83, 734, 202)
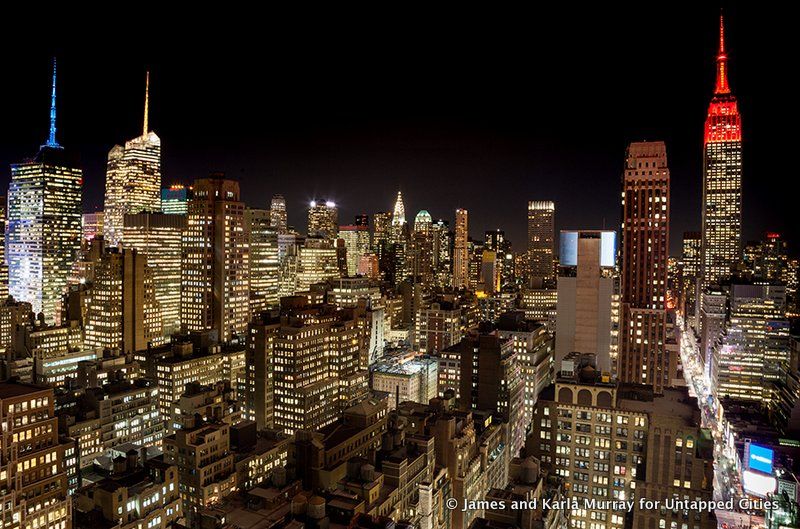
(44, 57, 62, 149)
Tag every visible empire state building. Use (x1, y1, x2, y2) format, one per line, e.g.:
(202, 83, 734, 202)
(701, 15, 743, 290)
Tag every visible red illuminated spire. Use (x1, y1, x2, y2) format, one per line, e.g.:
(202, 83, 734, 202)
(715, 14, 730, 94)
(704, 13, 740, 144)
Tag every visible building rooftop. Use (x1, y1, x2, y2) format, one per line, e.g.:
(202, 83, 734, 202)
(0, 381, 51, 399)
(620, 386, 700, 426)
(371, 358, 437, 376)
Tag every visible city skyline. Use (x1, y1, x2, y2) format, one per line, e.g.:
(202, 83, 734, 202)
(1, 8, 799, 528)
(0, 5, 792, 255)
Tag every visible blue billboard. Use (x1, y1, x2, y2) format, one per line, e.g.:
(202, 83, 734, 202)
(748, 444, 774, 474)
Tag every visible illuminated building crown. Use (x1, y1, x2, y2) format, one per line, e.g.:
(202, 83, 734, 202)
(392, 190, 406, 226)
(705, 14, 741, 144)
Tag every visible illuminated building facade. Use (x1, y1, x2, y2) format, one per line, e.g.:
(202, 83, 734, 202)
(528, 356, 714, 529)
(371, 358, 438, 410)
(699, 287, 727, 386)
(245, 313, 280, 429)
(181, 175, 249, 341)
(701, 16, 743, 290)
(385, 191, 409, 284)
(442, 332, 525, 456)
(372, 211, 391, 250)
(743, 233, 799, 308)
(391, 191, 407, 232)
(307, 200, 338, 239)
(396, 401, 509, 529)
(681, 231, 702, 324)
(103, 73, 162, 247)
(163, 419, 236, 522)
(520, 288, 557, 330)
(34, 349, 98, 386)
(486, 229, 515, 290)
(0, 382, 72, 529)
(0, 196, 5, 300)
(7, 63, 82, 324)
(415, 302, 462, 354)
(246, 208, 280, 314)
(73, 455, 181, 529)
(13, 318, 83, 361)
(84, 247, 162, 353)
(328, 276, 382, 308)
(269, 193, 288, 233)
(293, 238, 340, 292)
(481, 249, 499, 294)
(527, 200, 555, 287)
(453, 208, 469, 288)
(0, 299, 33, 358)
(431, 218, 453, 288)
(414, 209, 432, 235)
(495, 313, 554, 434)
(717, 284, 790, 403)
(142, 335, 240, 427)
(272, 300, 369, 435)
(410, 229, 435, 284)
(122, 212, 186, 337)
(357, 253, 380, 279)
(63, 378, 162, 469)
(161, 184, 192, 215)
(631, 392, 716, 529)
(338, 224, 370, 276)
(619, 141, 675, 393)
(468, 241, 483, 291)
(81, 211, 104, 243)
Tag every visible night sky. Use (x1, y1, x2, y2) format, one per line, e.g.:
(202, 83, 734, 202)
(0, 4, 791, 255)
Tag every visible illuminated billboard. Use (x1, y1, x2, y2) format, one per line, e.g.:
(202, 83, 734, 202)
(742, 470, 777, 498)
(747, 444, 774, 474)
(559, 230, 616, 268)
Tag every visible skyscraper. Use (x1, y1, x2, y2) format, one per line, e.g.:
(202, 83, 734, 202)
(181, 175, 250, 341)
(414, 209, 432, 235)
(123, 212, 187, 337)
(681, 231, 702, 324)
(246, 208, 280, 313)
(391, 190, 406, 230)
(372, 211, 391, 250)
(81, 211, 104, 243)
(717, 284, 789, 404)
(103, 72, 162, 247)
(269, 193, 288, 233)
(338, 224, 370, 276)
(619, 141, 675, 393)
(271, 299, 369, 435)
(431, 218, 452, 288)
(701, 15, 742, 290)
(441, 332, 525, 456)
(354, 213, 369, 227)
(484, 229, 505, 252)
(0, 196, 7, 300)
(555, 230, 619, 372)
(7, 60, 82, 323)
(307, 200, 338, 239)
(83, 247, 162, 353)
(453, 208, 469, 288)
(527, 201, 555, 287)
(161, 184, 192, 215)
